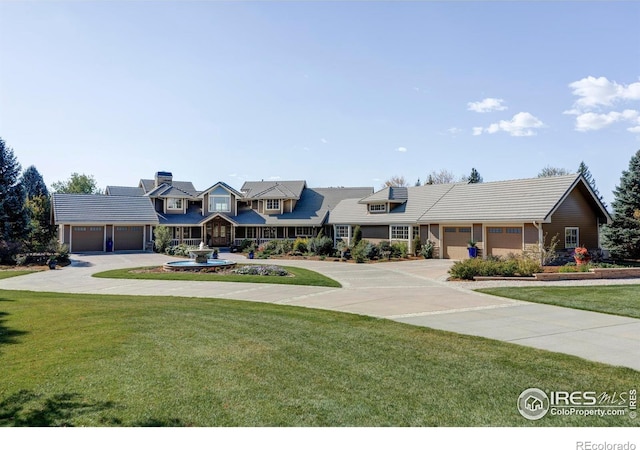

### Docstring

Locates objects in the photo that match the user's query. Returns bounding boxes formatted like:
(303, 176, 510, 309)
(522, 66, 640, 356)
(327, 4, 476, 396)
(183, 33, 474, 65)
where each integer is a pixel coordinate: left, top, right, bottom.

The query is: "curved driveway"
(1, 252, 639, 371)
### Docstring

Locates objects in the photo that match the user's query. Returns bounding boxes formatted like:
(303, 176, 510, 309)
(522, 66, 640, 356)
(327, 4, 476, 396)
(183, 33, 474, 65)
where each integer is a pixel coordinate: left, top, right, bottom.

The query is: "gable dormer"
(199, 182, 243, 216)
(358, 186, 408, 213)
(240, 180, 306, 215)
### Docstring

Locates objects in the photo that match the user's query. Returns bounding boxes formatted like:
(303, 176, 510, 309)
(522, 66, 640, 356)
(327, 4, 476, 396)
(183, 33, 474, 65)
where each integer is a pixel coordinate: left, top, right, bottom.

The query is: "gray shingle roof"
(52, 193, 159, 224)
(241, 180, 306, 200)
(105, 186, 145, 196)
(198, 181, 244, 198)
(329, 175, 607, 225)
(359, 186, 408, 203)
(140, 179, 198, 196)
(145, 183, 198, 198)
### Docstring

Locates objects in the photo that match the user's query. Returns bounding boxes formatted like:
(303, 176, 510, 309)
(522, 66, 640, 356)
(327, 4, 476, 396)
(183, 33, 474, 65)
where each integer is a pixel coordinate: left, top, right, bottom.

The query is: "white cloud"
(575, 109, 640, 132)
(569, 76, 640, 109)
(396, 146, 407, 152)
(447, 127, 463, 135)
(474, 112, 544, 137)
(320, 138, 328, 144)
(467, 98, 507, 113)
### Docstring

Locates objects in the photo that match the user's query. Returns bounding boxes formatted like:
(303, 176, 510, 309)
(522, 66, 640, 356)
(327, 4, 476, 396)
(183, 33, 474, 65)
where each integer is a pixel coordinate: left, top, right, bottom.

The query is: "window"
(89, 227, 103, 232)
(265, 199, 280, 210)
(369, 203, 386, 213)
(444, 227, 456, 233)
(506, 227, 522, 234)
(413, 226, 420, 239)
(209, 195, 231, 212)
(296, 227, 314, 236)
(245, 227, 256, 239)
(335, 225, 350, 239)
(458, 227, 471, 233)
(263, 227, 277, 239)
(74, 227, 87, 232)
(565, 227, 579, 249)
(488, 227, 503, 233)
(167, 198, 182, 210)
(391, 226, 409, 240)
(116, 226, 128, 232)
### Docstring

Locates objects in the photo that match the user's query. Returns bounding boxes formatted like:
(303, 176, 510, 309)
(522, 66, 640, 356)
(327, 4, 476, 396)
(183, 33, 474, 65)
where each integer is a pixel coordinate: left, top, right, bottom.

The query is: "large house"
(51, 171, 610, 259)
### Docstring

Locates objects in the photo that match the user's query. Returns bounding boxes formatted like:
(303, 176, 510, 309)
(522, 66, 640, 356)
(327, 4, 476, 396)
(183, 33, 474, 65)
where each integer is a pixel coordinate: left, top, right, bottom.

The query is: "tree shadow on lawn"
(0, 304, 28, 352)
(0, 390, 188, 427)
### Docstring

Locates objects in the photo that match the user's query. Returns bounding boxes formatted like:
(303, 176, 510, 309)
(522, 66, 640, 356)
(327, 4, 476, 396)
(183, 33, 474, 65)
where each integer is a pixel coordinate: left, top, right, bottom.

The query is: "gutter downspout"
(532, 221, 544, 266)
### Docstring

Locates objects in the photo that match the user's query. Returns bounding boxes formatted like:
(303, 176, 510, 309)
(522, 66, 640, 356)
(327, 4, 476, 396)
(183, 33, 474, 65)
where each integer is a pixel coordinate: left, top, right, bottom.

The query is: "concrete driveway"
(1, 251, 639, 371)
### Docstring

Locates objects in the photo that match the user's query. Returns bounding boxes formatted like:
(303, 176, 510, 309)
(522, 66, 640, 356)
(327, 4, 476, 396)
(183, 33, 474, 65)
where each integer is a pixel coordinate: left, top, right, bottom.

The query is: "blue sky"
(1, 1, 639, 206)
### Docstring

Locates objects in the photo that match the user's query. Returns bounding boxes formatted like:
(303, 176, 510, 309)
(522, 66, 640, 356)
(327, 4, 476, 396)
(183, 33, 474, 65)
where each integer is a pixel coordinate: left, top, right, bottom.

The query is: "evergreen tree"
(577, 161, 606, 208)
(602, 150, 640, 259)
(352, 225, 362, 248)
(0, 138, 29, 262)
(467, 168, 483, 184)
(20, 165, 49, 199)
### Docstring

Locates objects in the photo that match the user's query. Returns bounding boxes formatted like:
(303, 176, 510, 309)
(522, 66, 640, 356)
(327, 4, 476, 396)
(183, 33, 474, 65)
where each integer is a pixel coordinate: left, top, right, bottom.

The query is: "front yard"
(477, 285, 640, 319)
(1, 289, 637, 426)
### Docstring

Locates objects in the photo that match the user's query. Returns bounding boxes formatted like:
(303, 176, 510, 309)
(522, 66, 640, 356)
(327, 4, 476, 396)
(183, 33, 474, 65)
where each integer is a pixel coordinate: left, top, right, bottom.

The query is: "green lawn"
(1, 289, 637, 427)
(93, 265, 341, 288)
(477, 285, 640, 319)
(0, 271, 37, 280)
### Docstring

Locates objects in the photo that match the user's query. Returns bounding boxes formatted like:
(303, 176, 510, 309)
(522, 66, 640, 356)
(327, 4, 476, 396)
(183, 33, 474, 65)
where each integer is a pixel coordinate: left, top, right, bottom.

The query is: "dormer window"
(210, 195, 231, 212)
(167, 198, 182, 210)
(369, 203, 386, 213)
(266, 199, 280, 211)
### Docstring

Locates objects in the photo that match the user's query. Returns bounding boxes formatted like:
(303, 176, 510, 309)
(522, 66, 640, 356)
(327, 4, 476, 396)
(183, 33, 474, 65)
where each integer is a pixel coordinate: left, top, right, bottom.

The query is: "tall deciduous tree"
(52, 172, 102, 194)
(602, 150, 640, 259)
(467, 168, 483, 184)
(577, 161, 606, 208)
(538, 166, 570, 177)
(383, 175, 409, 188)
(425, 169, 457, 184)
(0, 138, 29, 262)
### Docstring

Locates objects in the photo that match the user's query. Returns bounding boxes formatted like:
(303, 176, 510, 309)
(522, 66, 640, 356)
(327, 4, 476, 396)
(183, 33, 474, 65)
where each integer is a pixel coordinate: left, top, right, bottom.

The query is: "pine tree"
(602, 150, 640, 259)
(20, 165, 49, 199)
(468, 168, 483, 184)
(577, 161, 606, 208)
(19, 166, 55, 251)
(0, 138, 29, 262)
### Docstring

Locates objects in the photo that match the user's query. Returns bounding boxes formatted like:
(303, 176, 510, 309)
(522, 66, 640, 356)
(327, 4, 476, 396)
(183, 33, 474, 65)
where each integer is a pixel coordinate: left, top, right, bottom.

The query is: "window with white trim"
(209, 195, 231, 212)
(265, 199, 280, 210)
(391, 226, 409, 240)
(413, 226, 420, 239)
(263, 227, 277, 239)
(368, 203, 386, 213)
(506, 227, 522, 234)
(565, 227, 579, 249)
(488, 227, 503, 233)
(335, 225, 350, 239)
(296, 227, 314, 236)
(167, 198, 182, 210)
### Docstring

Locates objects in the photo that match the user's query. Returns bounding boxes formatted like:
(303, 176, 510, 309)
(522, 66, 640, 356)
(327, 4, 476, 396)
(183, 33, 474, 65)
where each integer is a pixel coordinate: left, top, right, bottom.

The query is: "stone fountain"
(163, 241, 236, 271)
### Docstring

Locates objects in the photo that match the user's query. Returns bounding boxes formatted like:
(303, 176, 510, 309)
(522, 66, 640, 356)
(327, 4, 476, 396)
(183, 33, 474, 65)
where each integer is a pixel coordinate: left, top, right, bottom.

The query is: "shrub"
(517, 258, 543, 277)
(352, 225, 362, 248)
(232, 265, 289, 276)
(263, 240, 280, 252)
(378, 241, 392, 260)
(351, 239, 370, 263)
(391, 242, 408, 258)
(413, 238, 422, 256)
(449, 258, 485, 280)
(293, 237, 308, 254)
(420, 240, 435, 259)
(153, 225, 172, 254)
(308, 236, 334, 256)
(238, 239, 254, 251)
(448, 254, 543, 280)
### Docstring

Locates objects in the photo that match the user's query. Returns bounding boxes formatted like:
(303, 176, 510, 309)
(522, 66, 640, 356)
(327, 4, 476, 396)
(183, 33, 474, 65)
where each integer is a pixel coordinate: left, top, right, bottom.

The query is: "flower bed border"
(474, 267, 640, 281)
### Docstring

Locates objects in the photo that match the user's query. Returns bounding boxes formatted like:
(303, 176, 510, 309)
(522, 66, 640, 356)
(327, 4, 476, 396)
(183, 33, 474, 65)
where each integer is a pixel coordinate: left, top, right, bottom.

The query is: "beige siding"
(524, 223, 538, 245)
(63, 225, 71, 246)
(544, 188, 599, 249)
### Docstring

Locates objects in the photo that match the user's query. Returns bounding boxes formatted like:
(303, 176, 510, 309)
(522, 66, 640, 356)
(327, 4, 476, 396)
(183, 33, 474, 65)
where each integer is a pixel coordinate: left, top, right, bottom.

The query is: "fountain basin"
(164, 259, 236, 272)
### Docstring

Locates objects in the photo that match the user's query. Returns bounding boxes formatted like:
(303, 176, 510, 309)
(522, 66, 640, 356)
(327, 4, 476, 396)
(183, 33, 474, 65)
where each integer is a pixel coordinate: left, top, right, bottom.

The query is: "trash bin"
(106, 238, 113, 252)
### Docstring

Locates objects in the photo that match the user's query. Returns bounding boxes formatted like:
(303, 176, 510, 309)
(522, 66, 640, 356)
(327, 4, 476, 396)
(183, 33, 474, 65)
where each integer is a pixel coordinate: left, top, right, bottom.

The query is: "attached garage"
(114, 226, 144, 251)
(486, 227, 523, 257)
(442, 226, 471, 259)
(71, 226, 104, 252)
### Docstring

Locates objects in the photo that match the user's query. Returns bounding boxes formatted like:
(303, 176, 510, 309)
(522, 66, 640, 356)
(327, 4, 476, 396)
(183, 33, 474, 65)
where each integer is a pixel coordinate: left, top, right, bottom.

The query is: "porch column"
(408, 225, 413, 255)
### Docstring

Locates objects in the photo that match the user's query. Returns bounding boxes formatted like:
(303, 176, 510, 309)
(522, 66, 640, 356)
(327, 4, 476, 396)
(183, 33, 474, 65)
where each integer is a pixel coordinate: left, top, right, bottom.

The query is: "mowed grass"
(1, 290, 638, 427)
(93, 265, 341, 288)
(477, 285, 640, 319)
(0, 271, 37, 280)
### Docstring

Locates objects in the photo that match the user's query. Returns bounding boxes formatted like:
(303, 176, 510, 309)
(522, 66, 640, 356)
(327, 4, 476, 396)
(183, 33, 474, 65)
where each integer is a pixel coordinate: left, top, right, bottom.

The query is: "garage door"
(443, 227, 471, 259)
(487, 227, 522, 257)
(114, 226, 144, 251)
(72, 226, 103, 252)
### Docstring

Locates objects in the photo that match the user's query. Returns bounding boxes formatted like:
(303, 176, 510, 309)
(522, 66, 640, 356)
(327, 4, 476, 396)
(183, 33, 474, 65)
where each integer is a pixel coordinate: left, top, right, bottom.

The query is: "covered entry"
(486, 226, 523, 257)
(442, 226, 471, 259)
(71, 226, 104, 252)
(113, 225, 144, 251)
(205, 217, 232, 247)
